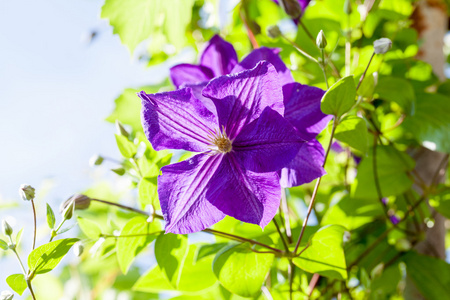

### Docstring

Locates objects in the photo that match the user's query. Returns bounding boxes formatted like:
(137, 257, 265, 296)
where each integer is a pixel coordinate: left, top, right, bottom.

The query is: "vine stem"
(9, 236, 36, 300)
(321, 49, 329, 89)
(91, 198, 283, 254)
(280, 34, 318, 63)
(272, 218, 289, 253)
(356, 52, 375, 91)
(293, 118, 337, 255)
(30, 199, 37, 251)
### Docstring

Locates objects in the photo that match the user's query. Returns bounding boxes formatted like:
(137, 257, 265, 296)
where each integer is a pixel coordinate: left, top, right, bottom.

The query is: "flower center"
(206, 127, 232, 154)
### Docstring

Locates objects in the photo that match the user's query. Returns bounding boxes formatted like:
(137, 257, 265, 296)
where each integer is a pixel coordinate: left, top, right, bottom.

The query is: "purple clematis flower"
(170, 36, 332, 188)
(139, 61, 304, 234)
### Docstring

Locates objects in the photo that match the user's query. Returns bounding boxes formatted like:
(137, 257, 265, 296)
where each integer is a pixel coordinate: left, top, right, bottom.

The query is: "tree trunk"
(405, 0, 448, 299)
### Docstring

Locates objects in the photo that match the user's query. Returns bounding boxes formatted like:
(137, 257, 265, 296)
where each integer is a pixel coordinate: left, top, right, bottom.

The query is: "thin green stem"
(49, 218, 67, 242)
(272, 218, 289, 253)
(203, 228, 283, 254)
(91, 198, 149, 216)
(280, 34, 318, 63)
(288, 260, 295, 300)
(298, 19, 342, 78)
(356, 52, 375, 91)
(31, 199, 37, 251)
(321, 49, 329, 89)
(101, 231, 164, 238)
(372, 134, 390, 220)
(9, 236, 35, 300)
(281, 189, 292, 243)
(27, 280, 37, 300)
(293, 118, 337, 254)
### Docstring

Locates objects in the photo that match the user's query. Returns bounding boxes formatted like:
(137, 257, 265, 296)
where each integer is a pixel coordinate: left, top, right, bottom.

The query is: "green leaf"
(101, 0, 195, 54)
(195, 243, 228, 262)
(357, 73, 376, 98)
(77, 217, 102, 239)
(28, 238, 79, 274)
(117, 216, 161, 274)
(352, 145, 415, 199)
(321, 76, 356, 117)
(429, 188, 450, 219)
(293, 225, 347, 280)
(0, 238, 8, 250)
(334, 116, 369, 154)
(402, 93, 450, 153)
(6, 274, 27, 295)
(375, 77, 415, 115)
(115, 134, 137, 159)
(46, 203, 55, 229)
(134, 244, 217, 293)
(403, 251, 450, 300)
(138, 177, 159, 209)
(213, 243, 274, 297)
(16, 228, 23, 247)
(154, 233, 189, 288)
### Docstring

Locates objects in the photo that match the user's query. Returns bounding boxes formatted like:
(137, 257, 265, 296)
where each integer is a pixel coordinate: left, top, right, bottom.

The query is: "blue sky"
(0, 0, 168, 202)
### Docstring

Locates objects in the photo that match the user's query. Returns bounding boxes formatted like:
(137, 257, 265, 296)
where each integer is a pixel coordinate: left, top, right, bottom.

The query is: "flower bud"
(115, 120, 129, 137)
(2, 220, 13, 237)
(279, 0, 302, 19)
(0, 290, 14, 300)
(112, 167, 125, 176)
(373, 38, 392, 54)
(267, 25, 281, 39)
(73, 241, 84, 257)
(62, 202, 74, 220)
(60, 194, 92, 216)
(19, 184, 35, 201)
(89, 155, 104, 166)
(316, 30, 327, 49)
(344, 0, 352, 15)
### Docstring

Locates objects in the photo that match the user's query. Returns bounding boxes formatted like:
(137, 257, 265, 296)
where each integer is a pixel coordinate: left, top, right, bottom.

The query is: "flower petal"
(139, 88, 217, 152)
(169, 64, 214, 88)
(202, 61, 284, 140)
(283, 82, 332, 141)
(200, 35, 238, 77)
(159, 154, 226, 234)
(233, 107, 304, 173)
(232, 47, 294, 86)
(207, 155, 280, 228)
(279, 139, 326, 188)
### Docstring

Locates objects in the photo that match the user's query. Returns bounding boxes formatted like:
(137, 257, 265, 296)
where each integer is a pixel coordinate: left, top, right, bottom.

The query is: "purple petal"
(279, 139, 326, 188)
(200, 35, 238, 77)
(169, 64, 214, 88)
(158, 154, 226, 234)
(139, 88, 218, 152)
(183, 82, 217, 116)
(331, 141, 345, 153)
(283, 82, 332, 141)
(202, 61, 284, 140)
(232, 47, 294, 86)
(233, 107, 303, 173)
(207, 154, 281, 228)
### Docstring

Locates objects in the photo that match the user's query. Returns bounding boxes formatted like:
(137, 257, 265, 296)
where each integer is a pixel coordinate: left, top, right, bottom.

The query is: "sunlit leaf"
(77, 217, 102, 240)
(115, 134, 137, 159)
(321, 76, 356, 117)
(334, 116, 369, 154)
(46, 203, 55, 230)
(6, 274, 27, 295)
(213, 243, 274, 297)
(117, 216, 161, 274)
(28, 238, 79, 274)
(293, 225, 347, 280)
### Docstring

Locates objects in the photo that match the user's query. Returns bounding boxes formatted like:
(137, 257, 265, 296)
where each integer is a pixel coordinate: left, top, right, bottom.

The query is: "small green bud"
(89, 154, 104, 166)
(2, 220, 13, 237)
(373, 38, 392, 54)
(62, 202, 74, 220)
(112, 167, 126, 176)
(267, 25, 282, 39)
(0, 290, 14, 300)
(115, 120, 129, 137)
(316, 30, 327, 49)
(19, 184, 35, 201)
(344, 0, 352, 15)
(279, 0, 302, 19)
(73, 241, 84, 257)
(8, 243, 16, 250)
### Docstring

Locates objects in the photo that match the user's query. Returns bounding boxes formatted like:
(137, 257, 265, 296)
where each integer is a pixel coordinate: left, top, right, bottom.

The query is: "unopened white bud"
(19, 184, 35, 201)
(0, 290, 14, 300)
(373, 38, 392, 54)
(316, 30, 327, 49)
